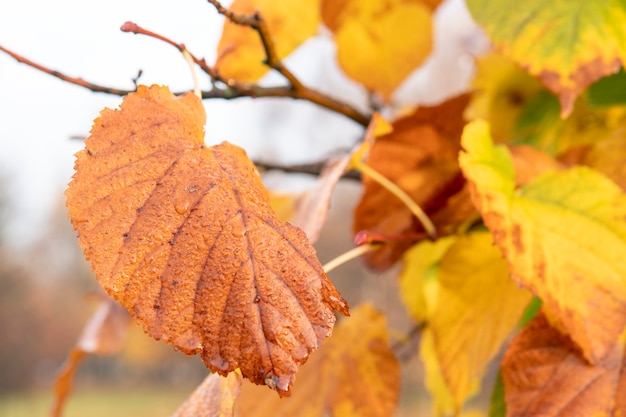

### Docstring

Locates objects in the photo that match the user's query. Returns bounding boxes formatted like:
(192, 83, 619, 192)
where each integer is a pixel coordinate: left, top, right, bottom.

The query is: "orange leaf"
(502, 312, 626, 416)
(353, 94, 474, 270)
(171, 372, 242, 417)
(65, 85, 348, 396)
(215, 0, 320, 82)
(236, 303, 401, 416)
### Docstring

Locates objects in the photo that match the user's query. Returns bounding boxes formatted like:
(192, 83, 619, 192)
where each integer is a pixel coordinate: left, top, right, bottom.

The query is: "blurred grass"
(0, 386, 195, 417)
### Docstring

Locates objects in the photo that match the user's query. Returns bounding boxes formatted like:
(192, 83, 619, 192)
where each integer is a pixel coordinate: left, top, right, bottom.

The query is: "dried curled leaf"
(65, 85, 348, 396)
(353, 94, 474, 270)
(52, 294, 130, 417)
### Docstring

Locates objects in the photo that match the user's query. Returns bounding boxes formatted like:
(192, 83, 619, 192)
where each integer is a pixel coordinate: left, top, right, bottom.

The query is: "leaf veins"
(65, 85, 349, 396)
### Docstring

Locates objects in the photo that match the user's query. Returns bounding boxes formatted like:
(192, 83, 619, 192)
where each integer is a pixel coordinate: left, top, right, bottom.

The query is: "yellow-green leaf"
(465, 54, 545, 144)
(459, 120, 626, 363)
(215, 0, 320, 82)
(426, 231, 532, 410)
(466, 0, 626, 117)
(322, 0, 433, 99)
(399, 237, 456, 324)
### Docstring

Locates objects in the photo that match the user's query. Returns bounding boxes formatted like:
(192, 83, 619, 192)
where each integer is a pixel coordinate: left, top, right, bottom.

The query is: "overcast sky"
(0, 0, 484, 247)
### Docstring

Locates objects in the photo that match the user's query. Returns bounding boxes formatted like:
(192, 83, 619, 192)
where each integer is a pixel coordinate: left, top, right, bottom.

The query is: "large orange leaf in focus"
(65, 85, 348, 396)
(215, 0, 320, 82)
(502, 312, 626, 416)
(236, 303, 401, 417)
(353, 94, 474, 270)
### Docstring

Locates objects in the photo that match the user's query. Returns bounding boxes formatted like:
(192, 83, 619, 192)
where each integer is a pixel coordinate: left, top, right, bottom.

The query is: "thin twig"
(0, 45, 134, 96)
(323, 243, 381, 274)
(391, 323, 426, 362)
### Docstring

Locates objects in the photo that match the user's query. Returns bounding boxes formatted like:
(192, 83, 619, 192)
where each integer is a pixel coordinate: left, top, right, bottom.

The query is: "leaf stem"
(355, 161, 437, 239)
(323, 243, 381, 274)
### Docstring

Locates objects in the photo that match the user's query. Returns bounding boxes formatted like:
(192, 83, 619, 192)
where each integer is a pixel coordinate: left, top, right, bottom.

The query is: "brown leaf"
(353, 94, 474, 270)
(171, 372, 242, 417)
(502, 312, 626, 417)
(51, 294, 131, 417)
(65, 85, 348, 396)
(236, 303, 401, 417)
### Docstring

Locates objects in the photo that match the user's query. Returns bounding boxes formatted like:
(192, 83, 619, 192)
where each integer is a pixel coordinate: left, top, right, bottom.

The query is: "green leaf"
(588, 68, 626, 108)
(467, 0, 626, 116)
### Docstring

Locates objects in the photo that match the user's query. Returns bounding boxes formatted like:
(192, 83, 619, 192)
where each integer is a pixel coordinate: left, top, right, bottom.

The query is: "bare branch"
(0, 14, 371, 127)
(0, 45, 134, 96)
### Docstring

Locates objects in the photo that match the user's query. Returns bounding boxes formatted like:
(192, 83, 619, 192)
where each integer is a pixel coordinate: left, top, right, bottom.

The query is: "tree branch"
(0, 45, 134, 96)
(0, 13, 370, 127)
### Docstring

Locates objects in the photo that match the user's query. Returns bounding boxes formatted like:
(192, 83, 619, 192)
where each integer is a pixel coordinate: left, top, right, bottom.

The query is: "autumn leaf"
(464, 54, 546, 144)
(459, 120, 626, 363)
(322, 0, 433, 99)
(466, 0, 626, 117)
(215, 0, 320, 82)
(270, 155, 352, 244)
(404, 232, 531, 412)
(353, 94, 474, 270)
(236, 303, 401, 417)
(171, 372, 241, 417)
(52, 293, 131, 417)
(501, 312, 626, 416)
(566, 133, 626, 191)
(399, 236, 455, 324)
(65, 85, 348, 396)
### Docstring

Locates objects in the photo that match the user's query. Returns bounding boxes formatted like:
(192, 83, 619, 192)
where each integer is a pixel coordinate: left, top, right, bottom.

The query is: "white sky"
(0, 0, 484, 246)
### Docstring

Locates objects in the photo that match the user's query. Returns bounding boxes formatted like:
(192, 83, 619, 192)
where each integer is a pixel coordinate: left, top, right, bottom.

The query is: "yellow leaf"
(215, 0, 320, 82)
(236, 303, 401, 417)
(269, 191, 297, 223)
(399, 237, 456, 324)
(420, 329, 456, 416)
(427, 231, 532, 410)
(459, 120, 626, 363)
(467, 0, 626, 117)
(323, 0, 433, 99)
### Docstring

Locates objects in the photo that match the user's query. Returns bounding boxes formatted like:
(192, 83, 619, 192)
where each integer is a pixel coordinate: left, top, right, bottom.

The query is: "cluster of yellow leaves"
(216, 0, 439, 99)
